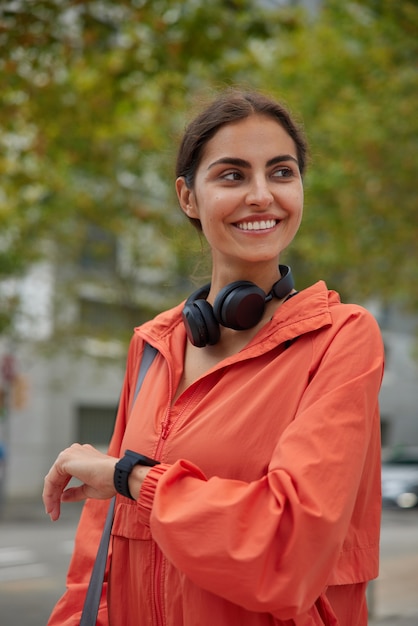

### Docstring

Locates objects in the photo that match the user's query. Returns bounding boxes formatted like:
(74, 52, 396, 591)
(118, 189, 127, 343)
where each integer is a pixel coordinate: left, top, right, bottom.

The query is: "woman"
(43, 89, 384, 625)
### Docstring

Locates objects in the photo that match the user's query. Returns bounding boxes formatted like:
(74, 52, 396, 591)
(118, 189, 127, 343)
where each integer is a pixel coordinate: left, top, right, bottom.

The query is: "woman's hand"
(43, 443, 118, 521)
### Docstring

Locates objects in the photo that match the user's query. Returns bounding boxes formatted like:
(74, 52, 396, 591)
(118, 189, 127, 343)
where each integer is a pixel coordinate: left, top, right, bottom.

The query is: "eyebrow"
(207, 154, 299, 170)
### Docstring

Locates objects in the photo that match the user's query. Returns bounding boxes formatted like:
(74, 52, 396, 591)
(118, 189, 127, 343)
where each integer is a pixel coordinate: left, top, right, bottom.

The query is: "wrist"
(128, 465, 153, 501)
(114, 450, 160, 500)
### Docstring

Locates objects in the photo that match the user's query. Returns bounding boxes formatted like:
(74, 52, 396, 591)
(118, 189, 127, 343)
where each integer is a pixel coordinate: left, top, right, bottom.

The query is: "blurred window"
(79, 225, 117, 275)
(76, 404, 117, 448)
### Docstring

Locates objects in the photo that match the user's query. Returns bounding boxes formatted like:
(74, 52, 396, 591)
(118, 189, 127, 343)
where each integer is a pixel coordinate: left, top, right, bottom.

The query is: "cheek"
(286, 187, 304, 214)
(199, 195, 230, 226)
(295, 191, 304, 215)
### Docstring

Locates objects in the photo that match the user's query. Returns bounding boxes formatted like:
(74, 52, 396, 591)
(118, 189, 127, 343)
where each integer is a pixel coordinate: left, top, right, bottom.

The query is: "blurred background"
(0, 0, 417, 624)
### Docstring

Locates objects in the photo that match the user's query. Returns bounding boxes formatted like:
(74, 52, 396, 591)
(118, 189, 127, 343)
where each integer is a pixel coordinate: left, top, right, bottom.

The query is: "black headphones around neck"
(182, 265, 294, 348)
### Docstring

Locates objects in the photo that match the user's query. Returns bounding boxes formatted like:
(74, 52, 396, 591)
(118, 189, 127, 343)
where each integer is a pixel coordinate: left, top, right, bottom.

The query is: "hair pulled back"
(176, 88, 308, 231)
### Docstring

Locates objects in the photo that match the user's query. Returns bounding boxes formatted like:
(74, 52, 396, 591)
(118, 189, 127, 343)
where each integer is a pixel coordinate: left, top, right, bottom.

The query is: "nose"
(245, 175, 274, 209)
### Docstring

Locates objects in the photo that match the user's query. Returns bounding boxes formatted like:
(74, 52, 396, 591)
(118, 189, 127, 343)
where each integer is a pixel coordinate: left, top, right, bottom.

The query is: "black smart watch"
(114, 449, 160, 500)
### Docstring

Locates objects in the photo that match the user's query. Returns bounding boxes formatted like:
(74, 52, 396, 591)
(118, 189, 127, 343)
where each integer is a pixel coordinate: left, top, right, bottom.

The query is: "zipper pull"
(161, 420, 170, 439)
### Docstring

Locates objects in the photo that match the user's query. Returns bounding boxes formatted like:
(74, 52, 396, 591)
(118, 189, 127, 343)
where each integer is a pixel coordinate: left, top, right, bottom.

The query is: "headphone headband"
(269, 265, 295, 300)
(182, 265, 294, 347)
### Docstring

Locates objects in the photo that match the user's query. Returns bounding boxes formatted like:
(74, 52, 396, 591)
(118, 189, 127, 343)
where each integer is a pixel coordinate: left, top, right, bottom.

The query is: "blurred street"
(0, 496, 83, 626)
(0, 498, 417, 625)
(369, 507, 418, 625)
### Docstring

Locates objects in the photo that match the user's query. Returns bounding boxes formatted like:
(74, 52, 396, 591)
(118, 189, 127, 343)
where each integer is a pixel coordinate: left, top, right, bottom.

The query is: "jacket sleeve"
(46, 336, 145, 626)
(137, 307, 384, 620)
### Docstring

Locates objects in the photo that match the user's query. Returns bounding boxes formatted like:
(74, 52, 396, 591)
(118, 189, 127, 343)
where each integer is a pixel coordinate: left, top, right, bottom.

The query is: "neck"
(209, 259, 282, 297)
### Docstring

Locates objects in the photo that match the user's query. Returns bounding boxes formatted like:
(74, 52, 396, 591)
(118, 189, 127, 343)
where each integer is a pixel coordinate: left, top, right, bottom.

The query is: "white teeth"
(237, 219, 277, 231)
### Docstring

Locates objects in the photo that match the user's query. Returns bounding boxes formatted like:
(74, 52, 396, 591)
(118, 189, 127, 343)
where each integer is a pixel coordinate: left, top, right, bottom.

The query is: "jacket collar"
(136, 281, 336, 359)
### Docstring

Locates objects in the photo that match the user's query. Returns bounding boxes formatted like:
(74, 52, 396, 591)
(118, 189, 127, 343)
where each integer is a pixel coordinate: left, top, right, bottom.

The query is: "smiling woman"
(43, 88, 384, 626)
(176, 114, 304, 288)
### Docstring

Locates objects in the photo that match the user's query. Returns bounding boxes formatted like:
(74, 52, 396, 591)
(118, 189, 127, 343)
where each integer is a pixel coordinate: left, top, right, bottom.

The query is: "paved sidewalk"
(369, 616, 418, 626)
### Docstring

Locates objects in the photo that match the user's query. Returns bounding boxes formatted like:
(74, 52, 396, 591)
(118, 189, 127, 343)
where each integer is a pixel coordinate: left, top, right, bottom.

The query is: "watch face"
(124, 450, 142, 467)
(125, 450, 160, 467)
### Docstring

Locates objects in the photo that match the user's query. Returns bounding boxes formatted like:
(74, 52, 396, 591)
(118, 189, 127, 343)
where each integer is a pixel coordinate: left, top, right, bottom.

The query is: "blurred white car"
(381, 446, 418, 509)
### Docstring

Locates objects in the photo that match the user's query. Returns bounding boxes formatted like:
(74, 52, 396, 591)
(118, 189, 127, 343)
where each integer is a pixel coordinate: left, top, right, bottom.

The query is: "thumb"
(61, 484, 90, 503)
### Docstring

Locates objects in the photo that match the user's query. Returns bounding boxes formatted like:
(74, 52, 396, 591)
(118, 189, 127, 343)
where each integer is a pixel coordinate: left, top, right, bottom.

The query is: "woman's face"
(176, 114, 304, 275)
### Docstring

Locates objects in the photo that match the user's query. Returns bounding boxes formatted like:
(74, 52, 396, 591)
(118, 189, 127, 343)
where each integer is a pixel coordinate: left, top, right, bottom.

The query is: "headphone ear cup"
(182, 299, 220, 347)
(213, 281, 266, 331)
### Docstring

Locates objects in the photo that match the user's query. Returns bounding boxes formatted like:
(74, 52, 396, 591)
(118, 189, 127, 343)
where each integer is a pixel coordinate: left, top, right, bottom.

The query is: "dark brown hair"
(176, 88, 308, 230)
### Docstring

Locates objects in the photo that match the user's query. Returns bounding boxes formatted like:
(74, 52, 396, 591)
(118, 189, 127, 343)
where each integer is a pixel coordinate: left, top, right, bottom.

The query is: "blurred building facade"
(0, 224, 182, 500)
(377, 307, 418, 448)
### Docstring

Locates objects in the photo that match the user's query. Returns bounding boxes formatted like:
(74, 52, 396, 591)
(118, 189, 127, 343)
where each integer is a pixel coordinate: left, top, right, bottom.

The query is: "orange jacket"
(48, 282, 384, 626)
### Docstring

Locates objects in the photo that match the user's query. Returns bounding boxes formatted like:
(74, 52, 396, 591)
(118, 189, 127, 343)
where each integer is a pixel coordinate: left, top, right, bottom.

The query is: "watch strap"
(114, 449, 160, 500)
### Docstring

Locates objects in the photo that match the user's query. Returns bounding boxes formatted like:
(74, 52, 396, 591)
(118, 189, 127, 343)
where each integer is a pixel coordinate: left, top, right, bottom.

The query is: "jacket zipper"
(152, 380, 203, 625)
(153, 544, 165, 626)
(157, 381, 202, 452)
(152, 352, 174, 626)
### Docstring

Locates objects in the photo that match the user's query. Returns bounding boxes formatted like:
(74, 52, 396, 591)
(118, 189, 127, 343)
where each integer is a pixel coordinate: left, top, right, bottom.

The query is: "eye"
(272, 166, 294, 179)
(221, 170, 244, 182)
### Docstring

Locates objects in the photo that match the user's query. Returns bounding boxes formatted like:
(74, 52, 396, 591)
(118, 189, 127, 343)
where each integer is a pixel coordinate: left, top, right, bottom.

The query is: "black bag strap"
(80, 342, 158, 626)
(79, 497, 115, 626)
(132, 343, 158, 407)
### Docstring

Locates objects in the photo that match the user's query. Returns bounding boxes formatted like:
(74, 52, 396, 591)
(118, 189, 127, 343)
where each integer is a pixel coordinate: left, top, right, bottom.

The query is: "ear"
(176, 177, 199, 219)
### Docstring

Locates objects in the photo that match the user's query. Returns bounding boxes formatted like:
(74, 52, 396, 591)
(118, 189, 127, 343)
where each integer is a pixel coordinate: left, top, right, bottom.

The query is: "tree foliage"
(1, 0, 417, 340)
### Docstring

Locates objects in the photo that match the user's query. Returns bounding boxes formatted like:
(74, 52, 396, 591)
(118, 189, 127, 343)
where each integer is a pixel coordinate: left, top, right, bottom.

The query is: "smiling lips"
(236, 219, 278, 231)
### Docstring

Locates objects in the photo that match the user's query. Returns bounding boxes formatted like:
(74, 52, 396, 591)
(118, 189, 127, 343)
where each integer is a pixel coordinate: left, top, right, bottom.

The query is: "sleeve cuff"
(136, 463, 171, 525)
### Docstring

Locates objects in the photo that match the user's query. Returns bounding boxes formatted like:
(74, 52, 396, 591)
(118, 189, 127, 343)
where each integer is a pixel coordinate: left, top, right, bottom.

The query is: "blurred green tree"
(0, 0, 416, 341)
(268, 0, 418, 307)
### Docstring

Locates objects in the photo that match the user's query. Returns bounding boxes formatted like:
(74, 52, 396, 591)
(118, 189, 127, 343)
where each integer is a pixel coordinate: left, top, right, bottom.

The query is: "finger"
(44, 494, 61, 522)
(43, 474, 71, 521)
(61, 484, 89, 503)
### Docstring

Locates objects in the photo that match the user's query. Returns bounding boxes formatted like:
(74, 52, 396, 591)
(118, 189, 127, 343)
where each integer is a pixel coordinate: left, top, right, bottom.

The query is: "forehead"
(200, 114, 297, 163)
